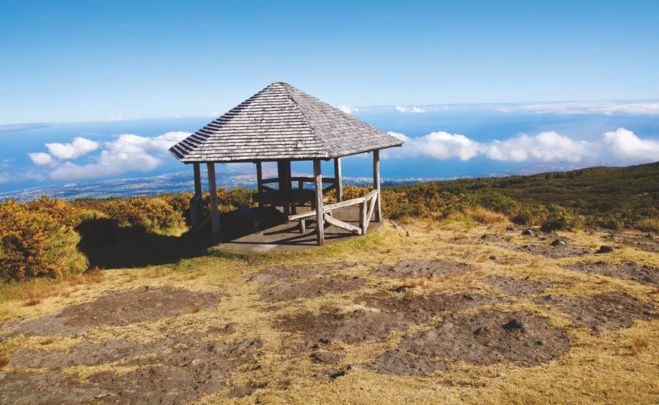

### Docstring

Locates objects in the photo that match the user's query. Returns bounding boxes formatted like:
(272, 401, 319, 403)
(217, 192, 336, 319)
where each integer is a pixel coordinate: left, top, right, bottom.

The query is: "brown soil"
(373, 260, 472, 279)
(534, 292, 656, 333)
(564, 261, 659, 286)
(86, 338, 264, 403)
(511, 242, 592, 258)
(278, 306, 413, 351)
(12, 287, 222, 337)
(261, 276, 365, 302)
(479, 233, 513, 243)
(279, 292, 502, 351)
(3, 284, 260, 404)
(362, 292, 504, 323)
(484, 275, 554, 297)
(0, 372, 105, 405)
(247, 261, 356, 283)
(603, 232, 659, 253)
(367, 309, 570, 376)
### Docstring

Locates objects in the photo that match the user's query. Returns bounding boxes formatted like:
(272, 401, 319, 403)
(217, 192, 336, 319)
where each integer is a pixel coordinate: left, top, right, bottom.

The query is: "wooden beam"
(207, 163, 221, 243)
(324, 214, 362, 235)
(334, 158, 343, 202)
(288, 190, 379, 221)
(373, 149, 381, 222)
(313, 159, 325, 246)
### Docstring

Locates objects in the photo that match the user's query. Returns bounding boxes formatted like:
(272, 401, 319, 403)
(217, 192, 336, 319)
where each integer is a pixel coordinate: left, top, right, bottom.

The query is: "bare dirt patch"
(278, 307, 413, 351)
(91, 338, 265, 403)
(511, 242, 592, 258)
(484, 276, 555, 297)
(362, 292, 504, 324)
(0, 371, 105, 405)
(247, 261, 357, 283)
(279, 293, 503, 351)
(603, 232, 659, 253)
(534, 292, 656, 333)
(9, 324, 237, 369)
(4, 330, 264, 404)
(12, 287, 222, 337)
(564, 261, 659, 286)
(478, 233, 513, 244)
(367, 309, 570, 376)
(373, 260, 472, 279)
(261, 276, 365, 302)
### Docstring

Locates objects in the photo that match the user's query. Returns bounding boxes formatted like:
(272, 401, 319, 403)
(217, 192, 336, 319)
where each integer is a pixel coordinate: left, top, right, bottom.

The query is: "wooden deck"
(218, 206, 384, 252)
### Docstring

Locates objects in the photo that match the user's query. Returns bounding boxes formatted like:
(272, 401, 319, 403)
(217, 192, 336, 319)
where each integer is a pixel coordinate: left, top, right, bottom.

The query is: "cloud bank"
(395, 105, 426, 113)
(498, 101, 659, 116)
(385, 128, 659, 164)
(28, 131, 190, 181)
(337, 105, 359, 115)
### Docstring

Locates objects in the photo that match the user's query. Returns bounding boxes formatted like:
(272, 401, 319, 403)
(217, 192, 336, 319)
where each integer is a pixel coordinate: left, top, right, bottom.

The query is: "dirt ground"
(1, 220, 657, 404)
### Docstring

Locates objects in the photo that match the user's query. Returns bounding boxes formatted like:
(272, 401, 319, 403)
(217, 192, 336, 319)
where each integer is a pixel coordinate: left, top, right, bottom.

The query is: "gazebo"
(169, 82, 403, 246)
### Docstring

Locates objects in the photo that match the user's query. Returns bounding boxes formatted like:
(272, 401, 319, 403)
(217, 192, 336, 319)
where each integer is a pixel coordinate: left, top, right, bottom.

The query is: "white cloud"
(483, 131, 590, 162)
(390, 131, 479, 160)
(498, 101, 659, 116)
(602, 128, 659, 160)
(386, 127, 658, 164)
(28, 152, 53, 166)
(31, 131, 191, 182)
(395, 105, 426, 113)
(45, 137, 99, 160)
(0, 172, 7, 184)
(337, 105, 359, 115)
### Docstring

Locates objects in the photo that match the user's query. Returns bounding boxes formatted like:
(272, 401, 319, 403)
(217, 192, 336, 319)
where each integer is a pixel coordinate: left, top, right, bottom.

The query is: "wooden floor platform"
(218, 206, 384, 252)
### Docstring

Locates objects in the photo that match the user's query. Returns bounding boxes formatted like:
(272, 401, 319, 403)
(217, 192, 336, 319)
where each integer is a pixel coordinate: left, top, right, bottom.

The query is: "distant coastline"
(0, 161, 642, 203)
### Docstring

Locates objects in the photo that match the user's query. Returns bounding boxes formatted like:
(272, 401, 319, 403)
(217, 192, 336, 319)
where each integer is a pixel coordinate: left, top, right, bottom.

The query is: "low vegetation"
(0, 162, 657, 283)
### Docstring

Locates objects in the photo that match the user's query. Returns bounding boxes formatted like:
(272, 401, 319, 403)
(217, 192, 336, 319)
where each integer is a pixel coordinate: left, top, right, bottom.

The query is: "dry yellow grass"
(0, 219, 657, 404)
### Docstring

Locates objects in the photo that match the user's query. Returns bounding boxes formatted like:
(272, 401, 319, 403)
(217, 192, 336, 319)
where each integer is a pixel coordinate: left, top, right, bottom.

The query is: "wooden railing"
(288, 189, 379, 235)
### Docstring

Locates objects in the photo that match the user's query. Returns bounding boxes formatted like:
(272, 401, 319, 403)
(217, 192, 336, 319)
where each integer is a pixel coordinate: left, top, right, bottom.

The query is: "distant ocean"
(1, 106, 658, 200)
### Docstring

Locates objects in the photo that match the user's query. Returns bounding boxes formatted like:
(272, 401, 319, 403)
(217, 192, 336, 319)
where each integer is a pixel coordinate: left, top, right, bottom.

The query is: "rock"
(596, 245, 614, 254)
(551, 239, 566, 247)
(311, 352, 345, 364)
(521, 229, 533, 236)
(502, 319, 525, 332)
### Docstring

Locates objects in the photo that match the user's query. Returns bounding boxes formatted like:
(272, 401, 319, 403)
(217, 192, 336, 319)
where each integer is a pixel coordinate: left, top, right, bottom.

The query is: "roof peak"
(169, 82, 403, 163)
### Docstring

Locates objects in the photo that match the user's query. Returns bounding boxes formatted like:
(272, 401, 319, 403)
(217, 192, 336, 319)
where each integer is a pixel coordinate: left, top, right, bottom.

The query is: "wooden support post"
(314, 159, 325, 246)
(207, 163, 221, 243)
(359, 201, 367, 232)
(193, 163, 202, 196)
(256, 161, 263, 193)
(373, 149, 381, 222)
(190, 163, 203, 228)
(278, 160, 292, 216)
(334, 157, 343, 202)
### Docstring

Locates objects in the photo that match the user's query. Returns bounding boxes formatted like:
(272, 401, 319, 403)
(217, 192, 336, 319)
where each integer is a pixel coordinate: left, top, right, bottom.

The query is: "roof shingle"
(169, 82, 403, 163)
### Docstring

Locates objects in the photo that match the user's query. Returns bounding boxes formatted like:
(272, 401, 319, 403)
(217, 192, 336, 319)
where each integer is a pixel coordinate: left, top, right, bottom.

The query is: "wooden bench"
(288, 190, 379, 235)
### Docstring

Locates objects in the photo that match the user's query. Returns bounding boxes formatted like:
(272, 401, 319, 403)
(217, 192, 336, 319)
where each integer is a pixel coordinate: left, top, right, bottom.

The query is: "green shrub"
(540, 204, 581, 232)
(0, 199, 88, 282)
(634, 217, 659, 233)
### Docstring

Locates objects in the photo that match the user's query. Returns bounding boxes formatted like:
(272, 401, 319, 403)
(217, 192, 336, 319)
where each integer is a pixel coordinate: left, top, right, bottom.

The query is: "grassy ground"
(0, 218, 657, 404)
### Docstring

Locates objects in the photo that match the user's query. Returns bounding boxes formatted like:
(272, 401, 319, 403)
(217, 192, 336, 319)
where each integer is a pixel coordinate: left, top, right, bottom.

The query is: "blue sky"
(2, 0, 659, 124)
(1, 0, 658, 195)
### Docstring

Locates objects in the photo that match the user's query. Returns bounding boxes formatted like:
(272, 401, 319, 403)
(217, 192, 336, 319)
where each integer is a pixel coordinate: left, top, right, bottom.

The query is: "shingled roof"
(169, 82, 403, 163)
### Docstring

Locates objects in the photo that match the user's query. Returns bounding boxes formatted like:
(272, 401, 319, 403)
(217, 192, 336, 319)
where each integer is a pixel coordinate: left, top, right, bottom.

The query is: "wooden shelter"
(169, 82, 403, 246)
